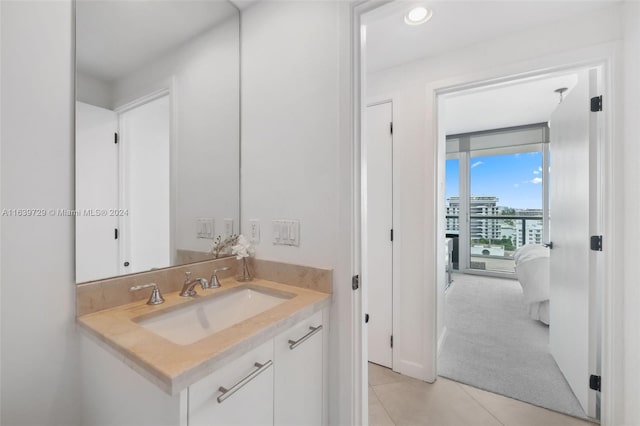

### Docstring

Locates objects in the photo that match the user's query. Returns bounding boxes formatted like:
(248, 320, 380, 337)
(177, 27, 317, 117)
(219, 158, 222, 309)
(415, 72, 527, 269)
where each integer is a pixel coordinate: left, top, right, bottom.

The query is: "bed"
(514, 244, 550, 325)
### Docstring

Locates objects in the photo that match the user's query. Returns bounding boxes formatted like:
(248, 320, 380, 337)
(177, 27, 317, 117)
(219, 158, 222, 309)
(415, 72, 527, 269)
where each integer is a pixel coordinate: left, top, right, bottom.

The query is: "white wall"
(0, 2, 80, 425)
(240, 2, 354, 424)
(76, 72, 111, 110)
(112, 17, 240, 255)
(622, 2, 640, 425)
(366, 4, 624, 382)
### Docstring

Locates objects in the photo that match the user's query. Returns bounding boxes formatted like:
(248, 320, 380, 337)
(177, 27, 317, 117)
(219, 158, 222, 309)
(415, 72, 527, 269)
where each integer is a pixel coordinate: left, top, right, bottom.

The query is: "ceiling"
(364, 1, 616, 73)
(443, 73, 578, 135)
(76, 0, 238, 82)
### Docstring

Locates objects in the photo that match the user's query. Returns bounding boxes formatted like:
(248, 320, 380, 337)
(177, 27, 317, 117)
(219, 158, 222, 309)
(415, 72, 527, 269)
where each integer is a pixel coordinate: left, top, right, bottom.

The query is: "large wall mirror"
(75, 1, 240, 283)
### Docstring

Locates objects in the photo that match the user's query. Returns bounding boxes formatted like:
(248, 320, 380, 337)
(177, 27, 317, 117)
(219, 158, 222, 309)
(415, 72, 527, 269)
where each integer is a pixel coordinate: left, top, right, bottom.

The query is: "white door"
(76, 101, 119, 282)
(119, 95, 171, 274)
(365, 102, 393, 368)
(549, 69, 599, 417)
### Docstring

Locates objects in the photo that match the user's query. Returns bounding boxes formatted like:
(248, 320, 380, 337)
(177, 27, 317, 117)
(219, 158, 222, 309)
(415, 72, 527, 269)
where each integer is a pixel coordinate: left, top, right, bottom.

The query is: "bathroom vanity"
(74, 3, 331, 424)
(78, 259, 331, 426)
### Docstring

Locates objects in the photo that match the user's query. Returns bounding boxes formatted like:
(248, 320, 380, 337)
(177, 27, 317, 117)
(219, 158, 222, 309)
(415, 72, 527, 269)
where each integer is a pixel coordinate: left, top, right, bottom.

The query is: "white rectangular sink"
(135, 286, 293, 346)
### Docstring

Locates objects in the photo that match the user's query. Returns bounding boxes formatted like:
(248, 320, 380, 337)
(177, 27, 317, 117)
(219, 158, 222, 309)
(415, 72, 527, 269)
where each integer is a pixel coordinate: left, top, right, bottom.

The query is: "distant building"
(512, 208, 543, 246)
(446, 197, 543, 249)
(446, 196, 501, 240)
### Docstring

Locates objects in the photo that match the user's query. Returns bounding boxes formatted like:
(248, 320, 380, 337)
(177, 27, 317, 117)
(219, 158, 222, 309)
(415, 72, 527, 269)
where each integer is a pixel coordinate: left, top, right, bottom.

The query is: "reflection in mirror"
(75, 1, 240, 283)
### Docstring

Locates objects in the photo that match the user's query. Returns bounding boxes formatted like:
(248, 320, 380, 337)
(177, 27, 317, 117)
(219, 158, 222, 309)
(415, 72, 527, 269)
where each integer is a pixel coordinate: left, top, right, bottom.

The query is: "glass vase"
(237, 257, 251, 282)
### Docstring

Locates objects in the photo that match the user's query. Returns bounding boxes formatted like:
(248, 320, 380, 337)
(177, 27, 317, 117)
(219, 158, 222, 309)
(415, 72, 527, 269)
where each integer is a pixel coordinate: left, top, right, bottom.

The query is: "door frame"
(429, 50, 621, 424)
(350, 2, 624, 424)
(437, 66, 602, 418)
(351, 3, 394, 425)
(364, 99, 396, 370)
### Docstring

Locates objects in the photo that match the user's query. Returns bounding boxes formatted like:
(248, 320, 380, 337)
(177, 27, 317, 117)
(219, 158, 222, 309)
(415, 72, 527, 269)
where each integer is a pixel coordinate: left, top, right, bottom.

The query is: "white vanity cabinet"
(80, 309, 327, 426)
(274, 310, 324, 426)
(189, 340, 274, 426)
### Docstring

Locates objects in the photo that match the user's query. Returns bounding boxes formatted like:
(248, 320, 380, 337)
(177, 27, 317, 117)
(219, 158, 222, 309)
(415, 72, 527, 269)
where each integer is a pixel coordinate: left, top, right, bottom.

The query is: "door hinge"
(114, 132, 119, 144)
(114, 228, 119, 240)
(589, 374, 601, 392)
(390, 122, 393, 135)
(390, 229, 394, 242)
(590, 96, 603, 112)
(590, 235, 603, 251)
(352, 274, 360, 290)
(390, 335, 393, 348)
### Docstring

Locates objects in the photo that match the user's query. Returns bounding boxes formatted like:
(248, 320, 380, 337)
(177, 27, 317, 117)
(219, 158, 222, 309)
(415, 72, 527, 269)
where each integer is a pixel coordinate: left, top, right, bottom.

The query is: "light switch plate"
(249, 220, 260, 243)
(196, 218, 215, 239)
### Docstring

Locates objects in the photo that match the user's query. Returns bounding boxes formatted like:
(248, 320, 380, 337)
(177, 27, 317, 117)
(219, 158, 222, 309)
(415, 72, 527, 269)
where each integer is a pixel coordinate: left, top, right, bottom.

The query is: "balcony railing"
(445, 215, 544, 273)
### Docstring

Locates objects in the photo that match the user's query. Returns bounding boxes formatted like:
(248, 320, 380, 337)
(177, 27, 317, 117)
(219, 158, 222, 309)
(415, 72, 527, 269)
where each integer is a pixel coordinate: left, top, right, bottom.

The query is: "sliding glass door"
(445, 123, 549, 276)
(468, 151, 543, 273)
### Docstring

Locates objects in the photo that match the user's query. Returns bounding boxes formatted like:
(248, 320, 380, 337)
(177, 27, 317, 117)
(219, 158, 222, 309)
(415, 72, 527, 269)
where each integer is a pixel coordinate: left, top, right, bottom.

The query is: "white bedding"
(514, 244, 550, 324)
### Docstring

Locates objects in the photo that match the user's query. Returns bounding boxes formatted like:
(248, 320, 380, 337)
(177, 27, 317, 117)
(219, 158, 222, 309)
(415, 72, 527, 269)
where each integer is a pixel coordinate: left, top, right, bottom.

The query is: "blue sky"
(446, 152, 543, 209)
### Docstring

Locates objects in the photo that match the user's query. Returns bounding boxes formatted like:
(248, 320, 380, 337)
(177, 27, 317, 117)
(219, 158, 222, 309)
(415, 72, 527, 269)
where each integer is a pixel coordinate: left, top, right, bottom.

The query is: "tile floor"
(368, 363, 596, 426)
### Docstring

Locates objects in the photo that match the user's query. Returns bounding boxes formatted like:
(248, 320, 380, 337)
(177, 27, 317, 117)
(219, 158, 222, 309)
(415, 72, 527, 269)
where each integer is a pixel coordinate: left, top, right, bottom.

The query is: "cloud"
(513, 183, 520, 188)
(531, 177, 543, 184)
(471, 161, 483, 169)
(533, 170, 540, 175)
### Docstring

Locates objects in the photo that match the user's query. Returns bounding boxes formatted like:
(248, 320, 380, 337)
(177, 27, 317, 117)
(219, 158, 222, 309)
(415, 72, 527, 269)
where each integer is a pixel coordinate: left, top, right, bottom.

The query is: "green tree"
(499, 237, 515, 251)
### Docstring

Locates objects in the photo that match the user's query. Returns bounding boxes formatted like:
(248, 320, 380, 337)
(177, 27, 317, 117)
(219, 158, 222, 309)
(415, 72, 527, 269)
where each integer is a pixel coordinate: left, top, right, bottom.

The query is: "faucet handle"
(184, 271, 191, 282)
(210, 266, 231, 289)
(130, 283, 165, 305)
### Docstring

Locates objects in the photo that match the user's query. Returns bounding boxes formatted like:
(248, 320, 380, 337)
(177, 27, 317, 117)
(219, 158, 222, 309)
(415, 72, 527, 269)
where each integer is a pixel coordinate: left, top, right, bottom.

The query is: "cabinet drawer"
(188, 340, 274, 426)
(274, 310, 323, 426)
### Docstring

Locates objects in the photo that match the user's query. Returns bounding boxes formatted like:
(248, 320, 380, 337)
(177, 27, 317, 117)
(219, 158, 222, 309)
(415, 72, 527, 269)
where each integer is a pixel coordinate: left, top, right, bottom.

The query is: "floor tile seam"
(370, 383, 398, 426)
(454, 379, 508, 426)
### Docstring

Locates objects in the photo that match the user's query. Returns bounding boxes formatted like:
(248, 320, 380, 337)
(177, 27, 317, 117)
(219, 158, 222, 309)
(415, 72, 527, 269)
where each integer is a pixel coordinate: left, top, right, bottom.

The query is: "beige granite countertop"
(77, 277, 330, 395)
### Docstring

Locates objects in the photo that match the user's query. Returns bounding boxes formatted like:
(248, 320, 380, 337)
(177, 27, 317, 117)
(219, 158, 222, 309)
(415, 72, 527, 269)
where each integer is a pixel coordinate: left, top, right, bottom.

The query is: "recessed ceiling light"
(404, 7, 433, 26)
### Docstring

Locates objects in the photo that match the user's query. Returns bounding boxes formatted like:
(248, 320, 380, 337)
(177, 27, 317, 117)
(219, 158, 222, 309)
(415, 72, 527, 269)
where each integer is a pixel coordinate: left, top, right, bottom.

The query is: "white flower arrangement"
(231, 235, 255, 260)
(210, 234, 239, 258)
(232, 235, 254, 281)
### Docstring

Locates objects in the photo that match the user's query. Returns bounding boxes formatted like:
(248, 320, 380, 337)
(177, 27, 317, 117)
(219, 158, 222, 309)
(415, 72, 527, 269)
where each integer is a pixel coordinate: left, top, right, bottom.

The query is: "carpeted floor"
(438, 273, 588, 419)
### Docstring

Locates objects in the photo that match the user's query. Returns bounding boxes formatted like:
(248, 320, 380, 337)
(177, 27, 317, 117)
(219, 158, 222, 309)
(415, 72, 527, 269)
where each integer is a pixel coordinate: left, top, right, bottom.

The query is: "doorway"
(436, 68, 603, 420)
(76, 91, 172, 282)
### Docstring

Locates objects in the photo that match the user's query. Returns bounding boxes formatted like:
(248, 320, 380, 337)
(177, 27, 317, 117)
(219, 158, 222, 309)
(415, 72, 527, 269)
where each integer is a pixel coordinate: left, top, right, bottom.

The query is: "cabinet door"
(189, 340, 274, 426)
(274, 310, 324, 426)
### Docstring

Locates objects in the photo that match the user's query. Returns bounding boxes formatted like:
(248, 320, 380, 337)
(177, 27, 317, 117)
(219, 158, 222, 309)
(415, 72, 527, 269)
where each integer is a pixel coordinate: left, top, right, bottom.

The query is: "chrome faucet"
(179, 271, 208, 297)
(208, 266, 231, 289)
(129, 283, 165, 305)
